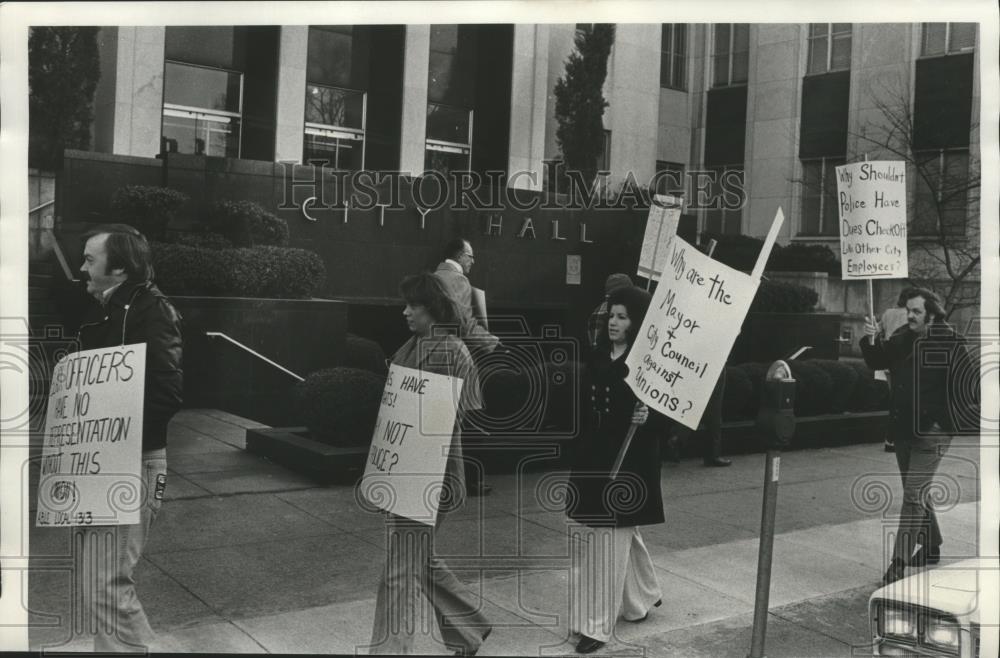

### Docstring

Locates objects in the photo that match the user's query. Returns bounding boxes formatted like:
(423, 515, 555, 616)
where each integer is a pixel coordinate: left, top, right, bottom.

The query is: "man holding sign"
(68, 224, 183, 652)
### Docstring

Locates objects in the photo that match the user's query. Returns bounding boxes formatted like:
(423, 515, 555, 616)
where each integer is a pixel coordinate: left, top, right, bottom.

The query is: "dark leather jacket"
(77, 280, 183, 451)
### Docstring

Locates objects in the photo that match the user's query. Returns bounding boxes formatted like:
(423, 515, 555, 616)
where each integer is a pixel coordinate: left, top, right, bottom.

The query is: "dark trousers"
(891, 431, 950, 561)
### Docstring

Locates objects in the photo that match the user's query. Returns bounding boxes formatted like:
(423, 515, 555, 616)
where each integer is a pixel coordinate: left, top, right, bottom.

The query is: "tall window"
(807, 24, 852, 75)
(161, 61, 242, 157)
(921, 23, 976, 56)
(425, 103, 472, 173)
(799, 157, 844, 236)
(660, 24, 687, 90)
(912, 149, 970, 236)
(304, 26, 367, 170)
(303, 85, 366, 170)
(703, 165, 743, 235)
(712, 24, 749, 87)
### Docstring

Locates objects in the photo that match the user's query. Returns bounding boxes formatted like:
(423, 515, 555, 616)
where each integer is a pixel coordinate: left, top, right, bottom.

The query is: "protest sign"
(36, 344, 146, 527)
(626, 209, 784, 430)
(836, 160, 908, 279)
(637, 194, 682, 281)
(361, 363, 462, 525)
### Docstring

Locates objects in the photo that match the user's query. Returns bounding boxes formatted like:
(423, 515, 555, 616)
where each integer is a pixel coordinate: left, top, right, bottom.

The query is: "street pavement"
(26, 409, 983, 655)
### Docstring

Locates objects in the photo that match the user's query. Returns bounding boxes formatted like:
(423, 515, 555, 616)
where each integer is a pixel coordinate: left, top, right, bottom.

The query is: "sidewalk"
(28, 409, 982, 655)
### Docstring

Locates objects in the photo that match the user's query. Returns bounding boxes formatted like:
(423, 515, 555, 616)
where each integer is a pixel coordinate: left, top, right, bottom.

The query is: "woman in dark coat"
(565, 285, 664, 654)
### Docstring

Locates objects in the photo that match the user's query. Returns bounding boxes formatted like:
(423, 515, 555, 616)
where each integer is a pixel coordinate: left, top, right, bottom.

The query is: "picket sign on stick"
(625, 208, 784, 431)
(36, 344, 147, 527)
(359, 363, 462, 526)
(834, 157, 908, 346)
(637, 194, 683, 289)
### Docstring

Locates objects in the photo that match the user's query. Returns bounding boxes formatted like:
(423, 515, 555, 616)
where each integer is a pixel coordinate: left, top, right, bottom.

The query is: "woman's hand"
(631, 403, 649, 426)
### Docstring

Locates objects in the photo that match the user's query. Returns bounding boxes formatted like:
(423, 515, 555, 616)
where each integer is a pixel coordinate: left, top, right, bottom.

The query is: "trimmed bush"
(844, 359, 890, 412)
(770, 243, 840, 276)
(702, 232, 767, 272)
(810, 359, 859, 413)
(151, 242, 326, 298)
(294, 368, 385, 446)
(111, 185, 188, 240)
(738, 361, 769, 418)
(787, 361, 834, 416)
(750, 280, 819, 313)
(342, 334, 388, 375)
(210, 200, 290, 247)
(167, 231, 233, 250)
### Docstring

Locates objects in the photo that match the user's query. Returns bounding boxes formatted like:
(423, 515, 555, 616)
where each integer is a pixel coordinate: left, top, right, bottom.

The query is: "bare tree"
(853, 83, 980, 321)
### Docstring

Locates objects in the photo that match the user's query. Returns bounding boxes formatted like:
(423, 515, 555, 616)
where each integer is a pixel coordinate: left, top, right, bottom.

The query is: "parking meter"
(755, 360, 797, 450)
(748, 360, 797, 658)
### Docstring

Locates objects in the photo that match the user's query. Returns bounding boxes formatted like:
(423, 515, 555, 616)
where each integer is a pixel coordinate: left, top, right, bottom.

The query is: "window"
(807, 24, 852, 75)
(660, 24, 688, 90)
(799, 157, 844, 236)
(303, 85, 366, 171)
(598, 129, 611, 173)
(921, 23, 976, 56)
(703, 165, 743, 235)
(424, 103, 472, 173)
(913, 149, 970, 236)
(161, 61, 242, 157)
(712, 24, 749, 87)
(655, 161, 685, 196)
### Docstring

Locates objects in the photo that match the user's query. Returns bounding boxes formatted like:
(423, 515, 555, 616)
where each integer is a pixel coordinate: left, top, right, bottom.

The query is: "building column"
(92, 27, 165, 157)
(507, 24, 549, 191)
(606, 24, 661, 189)
(274, 26, 309, 163)
(399, 25, 430, 175)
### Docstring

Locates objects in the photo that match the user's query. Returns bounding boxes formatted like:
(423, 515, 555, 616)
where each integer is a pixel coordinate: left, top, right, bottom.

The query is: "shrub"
(750, 280, 819, 313)
(293, 368, 385, 447)
(721, 365, 753, 420)
(737, 362, 769, 418)
(210, 200, 289, 247)
(111, 185, 188, 240)
(769, 243, 841, 276)
(342, 334, 388, 375)
(809, 359, 859, 413)
(166, 231, 233, 250)
(844, 359, 890, 412)
(152, 242, 326, 298)
(787, 360, 834, 416)
(701, 232, 765, 272)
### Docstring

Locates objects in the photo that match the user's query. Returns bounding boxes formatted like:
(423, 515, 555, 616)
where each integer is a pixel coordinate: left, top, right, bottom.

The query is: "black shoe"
(625, 598, 663, 623)
(703, 457, 732, 467)
(575, 635, 605, 654)
(883, 558, 906, 585)
(909, 545, 942, 567)
(884, 441, 895, 453)
(467, 483, 493, 497)
(454, 625, 492, 656)
(665, 436, 681, 463)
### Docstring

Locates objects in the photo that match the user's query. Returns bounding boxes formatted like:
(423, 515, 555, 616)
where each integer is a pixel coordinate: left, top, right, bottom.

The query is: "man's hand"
(864, 316, 882, 339)
(631, 403, 649, 426)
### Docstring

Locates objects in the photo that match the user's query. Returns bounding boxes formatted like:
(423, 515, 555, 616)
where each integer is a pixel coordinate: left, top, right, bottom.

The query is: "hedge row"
(750, 280, 819, 313)
(292, 345, 889, 447)
(151, 242, 326, 299)
(721, 358, 888, 420)
(703, 232, 841, 277)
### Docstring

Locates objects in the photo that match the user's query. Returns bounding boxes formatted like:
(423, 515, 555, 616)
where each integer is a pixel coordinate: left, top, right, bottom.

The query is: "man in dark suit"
(434, 238, 498, 496)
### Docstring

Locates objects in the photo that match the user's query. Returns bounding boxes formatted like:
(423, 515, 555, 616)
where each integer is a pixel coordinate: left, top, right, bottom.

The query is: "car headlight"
(924, 616, 960, 653)
(879, 605, 917, 640)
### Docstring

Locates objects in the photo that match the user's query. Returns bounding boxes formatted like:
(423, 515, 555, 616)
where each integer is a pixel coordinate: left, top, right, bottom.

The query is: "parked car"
(869, 558, 990, 657)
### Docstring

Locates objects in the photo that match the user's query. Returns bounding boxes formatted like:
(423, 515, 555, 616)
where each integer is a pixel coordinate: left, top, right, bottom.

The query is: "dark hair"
(442, 237, 469, 261)
(599, 285, 652, 352)
(899, 287, 946, 322)
(399, 273, 460, 325)
(83, 223, 154, 282)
